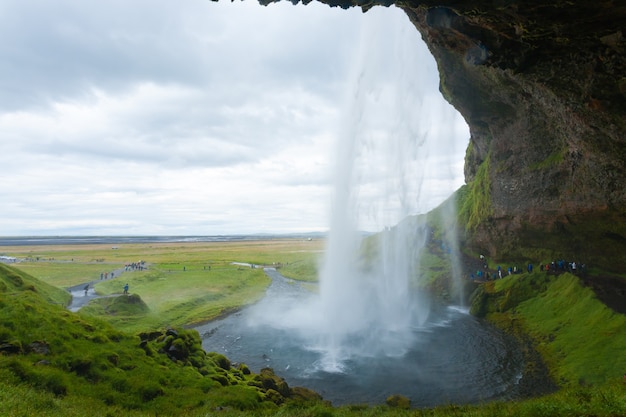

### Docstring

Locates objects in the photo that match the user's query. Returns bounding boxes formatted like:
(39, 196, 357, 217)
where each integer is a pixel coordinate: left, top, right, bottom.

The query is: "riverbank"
(471, 271, 626, 388)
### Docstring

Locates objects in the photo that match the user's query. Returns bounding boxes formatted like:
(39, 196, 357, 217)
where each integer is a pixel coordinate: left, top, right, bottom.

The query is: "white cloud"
(0, 1, 468, 236)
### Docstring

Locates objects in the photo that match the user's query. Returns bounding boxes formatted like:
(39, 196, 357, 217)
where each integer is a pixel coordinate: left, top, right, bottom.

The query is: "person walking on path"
(123, 283, 129, 295)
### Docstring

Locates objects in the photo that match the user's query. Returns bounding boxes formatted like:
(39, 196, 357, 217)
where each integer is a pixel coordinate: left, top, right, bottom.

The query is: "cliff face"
(398, 1, 626, 269)
(260, 0, 626, 268)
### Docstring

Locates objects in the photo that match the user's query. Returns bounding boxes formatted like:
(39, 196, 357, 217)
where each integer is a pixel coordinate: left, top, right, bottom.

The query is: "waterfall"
(247, 6, 467, 373)
(309, 8, 434, 371)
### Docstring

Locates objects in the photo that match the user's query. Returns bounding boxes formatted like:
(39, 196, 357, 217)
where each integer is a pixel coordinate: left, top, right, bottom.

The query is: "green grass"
(458, 152, 493, 231)
(6, 238, 325, 284)
(4, 239, 324, 332)
(81, 261, 270, 332)
(473, 272, 626, 387)
(3, 245, 626, 416)
(9, 262, 124, 288)
(515, 274, 626, 386)
(0, 263, 71, 306)
(0, 264, 326, 416)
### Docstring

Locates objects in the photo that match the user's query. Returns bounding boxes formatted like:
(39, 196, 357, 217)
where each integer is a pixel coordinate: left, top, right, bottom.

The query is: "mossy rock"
(386, 394, 411, 409)
(210, 373, 230, 387)
(289, 386, 324, 404)
(238, 363, 251, 375)
(258, 368, 290, 397)
(263, 388, 284, 405)
(208, 352, 231, 370)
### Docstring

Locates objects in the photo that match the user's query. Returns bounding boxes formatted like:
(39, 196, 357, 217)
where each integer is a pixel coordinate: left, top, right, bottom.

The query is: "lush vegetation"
(458, 151, 493, 231)
(82, 263, 270, 333)
(8, 239, 325, 288)
(6, 239, 324, 333)
(471, 272, 626, 387)
(0, 263, 324, 416)
(2, 238, 626, 416)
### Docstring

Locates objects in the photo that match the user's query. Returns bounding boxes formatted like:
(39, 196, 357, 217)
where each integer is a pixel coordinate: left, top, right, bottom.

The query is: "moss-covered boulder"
(386, 394, 411, 409)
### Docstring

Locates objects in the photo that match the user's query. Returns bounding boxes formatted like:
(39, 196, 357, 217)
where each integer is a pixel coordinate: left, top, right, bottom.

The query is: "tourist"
(84, 284, 89, 296)
(123, 283, 129, 295)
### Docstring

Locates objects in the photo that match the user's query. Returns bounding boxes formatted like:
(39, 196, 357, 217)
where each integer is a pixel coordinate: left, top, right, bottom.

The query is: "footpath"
(66, 266, 130, 312)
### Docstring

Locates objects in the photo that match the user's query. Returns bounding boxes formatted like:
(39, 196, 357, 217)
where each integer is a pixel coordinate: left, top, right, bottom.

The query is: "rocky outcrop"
(262, 0, 626, 269)
(400, 1, 626, 269)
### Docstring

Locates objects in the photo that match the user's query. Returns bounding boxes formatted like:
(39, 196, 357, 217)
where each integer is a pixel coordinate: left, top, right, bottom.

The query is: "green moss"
(385, 394, 410, 409)
(516, 275, 626, 386)
(528, 149, 565, 171)
(0, 263, 71, 306)
(475, 272, 626, 387)
(458, 152, 493, 230)
(0, 265, 331, 416)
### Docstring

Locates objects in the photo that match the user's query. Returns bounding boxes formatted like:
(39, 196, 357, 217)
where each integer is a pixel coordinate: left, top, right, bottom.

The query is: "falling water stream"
(199, 7, 524, 407)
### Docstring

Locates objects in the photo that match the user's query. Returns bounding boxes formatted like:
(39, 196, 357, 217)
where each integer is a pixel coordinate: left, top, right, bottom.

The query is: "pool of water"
(196, 269, 524, 407)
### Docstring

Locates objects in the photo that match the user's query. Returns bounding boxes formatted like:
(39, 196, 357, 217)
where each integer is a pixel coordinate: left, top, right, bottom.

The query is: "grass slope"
(0, 264, 323, 416)
(3, 240, 626, 416)
(83, 261, 270, 333)
(471, 272, 626, 387)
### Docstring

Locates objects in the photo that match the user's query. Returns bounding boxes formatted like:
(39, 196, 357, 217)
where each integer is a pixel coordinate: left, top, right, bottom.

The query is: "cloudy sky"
(0, 0, 468, 236)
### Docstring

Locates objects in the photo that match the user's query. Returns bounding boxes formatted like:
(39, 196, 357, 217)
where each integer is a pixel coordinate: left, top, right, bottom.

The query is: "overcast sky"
(0, 0, 468, 236)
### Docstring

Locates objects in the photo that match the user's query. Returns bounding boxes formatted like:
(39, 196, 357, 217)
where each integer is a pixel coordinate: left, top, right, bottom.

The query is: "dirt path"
(460, 252, 626, 316)
(66, 266, 128, 312)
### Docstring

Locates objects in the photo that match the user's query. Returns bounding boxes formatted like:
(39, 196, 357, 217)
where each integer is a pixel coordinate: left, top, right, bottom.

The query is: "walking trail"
(66, 266, 130, 312)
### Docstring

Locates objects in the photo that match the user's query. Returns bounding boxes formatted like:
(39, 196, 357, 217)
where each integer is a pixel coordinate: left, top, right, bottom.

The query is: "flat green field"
(2, 238, 324, 332)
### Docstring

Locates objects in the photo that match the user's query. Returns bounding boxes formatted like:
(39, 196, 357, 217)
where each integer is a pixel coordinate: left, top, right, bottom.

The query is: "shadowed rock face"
(259, 0, 626, 269)
(400, 1, 626, 268)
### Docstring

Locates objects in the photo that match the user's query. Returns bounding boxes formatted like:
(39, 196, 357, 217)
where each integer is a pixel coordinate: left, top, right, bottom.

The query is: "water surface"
(197, 269, 524, 407)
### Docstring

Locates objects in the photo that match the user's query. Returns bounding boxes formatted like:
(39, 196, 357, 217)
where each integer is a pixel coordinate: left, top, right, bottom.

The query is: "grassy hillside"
(0, 264, 324, 416)
(4, 239, 323, 333)
(82, 261, 270, 333)
(471, 272, 626, 386)
(2, 247, 626, 416)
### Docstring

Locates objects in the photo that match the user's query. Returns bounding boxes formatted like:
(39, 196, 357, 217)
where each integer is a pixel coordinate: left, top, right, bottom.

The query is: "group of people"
(82, 283, 129, 296)
(540, 259, 585, 274)
(99, 271, 116, 280)
(470, 254, 585, 281)
(124, 261, 145, 271)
